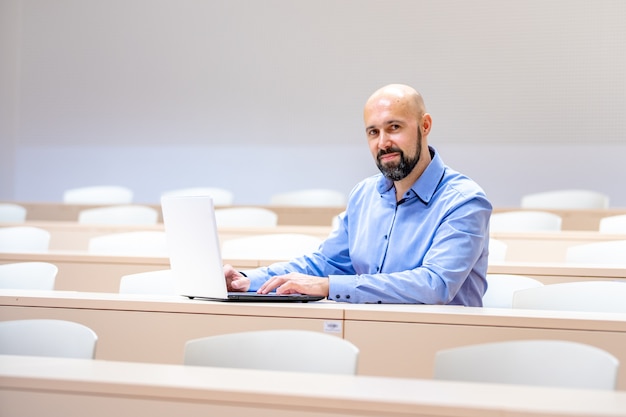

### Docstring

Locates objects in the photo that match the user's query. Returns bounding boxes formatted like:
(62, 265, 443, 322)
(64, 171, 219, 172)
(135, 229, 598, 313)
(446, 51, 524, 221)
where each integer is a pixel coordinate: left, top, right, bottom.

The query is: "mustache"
(377, 147, 403, 158)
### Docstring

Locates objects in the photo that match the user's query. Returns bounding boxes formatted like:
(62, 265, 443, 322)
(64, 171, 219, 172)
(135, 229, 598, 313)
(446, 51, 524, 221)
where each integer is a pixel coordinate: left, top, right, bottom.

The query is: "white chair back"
(162, 187, 234, 205)
(63, 185, 133, 204)
(270, 188, 346, 207)
(214, 207, 278, 228)
(0, 226, 50, 253)
(88, 231, 169, 257)
(0, 203, 27, 223)
(221, 233, 323, 260)
(565, 239, 626, 266)
(119, 269, 177, 295)
(482, 274, 544, 308)
(0, 319, 98, 359)
(0, 262, 58, 290)
(488, 238, 507, 262)
(599, 214, 626, 234)
(78, 205, 159, 225)
(433, 339, 618, 390)
(520, 189, 609, 209)
(512, 280, 626, 313)
(490, 210, 562, 232)
(185, 330, 359, 375)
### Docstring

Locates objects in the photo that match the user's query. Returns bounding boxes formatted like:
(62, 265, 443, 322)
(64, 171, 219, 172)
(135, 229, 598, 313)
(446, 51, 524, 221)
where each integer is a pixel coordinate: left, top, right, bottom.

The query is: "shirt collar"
(376, 146, 444, 204)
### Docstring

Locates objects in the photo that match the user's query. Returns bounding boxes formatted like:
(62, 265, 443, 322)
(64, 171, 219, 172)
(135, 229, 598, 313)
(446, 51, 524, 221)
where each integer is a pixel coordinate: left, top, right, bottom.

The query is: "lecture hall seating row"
(2, 288, 626, 390)
(3, 354, 624, 417)
(5, 220, 626, 262)
(6, 201, 626, 230)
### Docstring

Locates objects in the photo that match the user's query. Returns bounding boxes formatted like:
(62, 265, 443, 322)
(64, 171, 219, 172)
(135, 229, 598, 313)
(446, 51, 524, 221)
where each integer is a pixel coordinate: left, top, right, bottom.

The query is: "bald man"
(225, 84, 492, 305)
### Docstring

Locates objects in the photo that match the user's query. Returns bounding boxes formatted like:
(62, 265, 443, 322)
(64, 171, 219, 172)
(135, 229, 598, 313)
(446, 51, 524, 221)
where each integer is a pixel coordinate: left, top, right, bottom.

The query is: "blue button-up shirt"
(246, 147, 492, 305)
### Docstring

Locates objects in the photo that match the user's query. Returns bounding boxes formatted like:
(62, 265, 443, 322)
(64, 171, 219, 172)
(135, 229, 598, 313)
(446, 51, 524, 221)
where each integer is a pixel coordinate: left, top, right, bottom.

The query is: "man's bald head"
(364, 84, 426, 120)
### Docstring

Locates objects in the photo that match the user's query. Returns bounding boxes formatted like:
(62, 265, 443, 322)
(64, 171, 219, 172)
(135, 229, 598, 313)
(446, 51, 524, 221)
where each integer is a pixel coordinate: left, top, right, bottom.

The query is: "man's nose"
(378, 131, 391, 148)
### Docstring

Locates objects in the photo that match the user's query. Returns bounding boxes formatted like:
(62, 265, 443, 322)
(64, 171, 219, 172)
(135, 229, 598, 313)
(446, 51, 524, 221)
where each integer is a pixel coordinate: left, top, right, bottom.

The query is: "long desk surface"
(8, 202, 345, 226)
(0, 251, 266, 292)
(493, 230, 626, 262)
(8, 200, 626, 230)
(2, 290, 626, 390)
(2, 250, 626, 293)
(6, 222, 626, 263)
(3, 355, 625, 417)
(1, 221, 334, 251)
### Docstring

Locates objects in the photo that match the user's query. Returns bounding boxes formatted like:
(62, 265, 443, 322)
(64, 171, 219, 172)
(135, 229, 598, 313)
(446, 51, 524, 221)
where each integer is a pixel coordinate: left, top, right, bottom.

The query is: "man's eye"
(367, 130, 378, 136)
(390, 124, 400, 130)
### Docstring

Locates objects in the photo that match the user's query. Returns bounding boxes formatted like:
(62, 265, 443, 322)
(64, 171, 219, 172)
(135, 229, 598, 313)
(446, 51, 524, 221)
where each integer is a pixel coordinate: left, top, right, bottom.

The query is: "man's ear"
(421, 113, 433, 135)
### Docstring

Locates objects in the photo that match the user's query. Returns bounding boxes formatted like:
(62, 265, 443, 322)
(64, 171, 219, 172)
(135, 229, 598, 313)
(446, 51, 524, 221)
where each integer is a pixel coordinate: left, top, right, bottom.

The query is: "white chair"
(0, 319, 98, 359)
(214, 207, 278, 228)
(88, 231, 169, 257)
(184, 329, 359, 375)
(0, 203, 27, 223)
(433, 339, 618, 390)
(490, 210, 562, 232)
(512, 281, 626, 313)
(63, 185, 134, 204)
(0, 262, 58, 290)
(78, 205, 159, 225)
(119, 269, 177, 295)
(565, 239, 626, 266)
(520, 189, 609, 209)
(488, 238, 507, 262)
(0, 226, 50, 253)
(162, 187, 234, 205)
(482, 274, 544, 308)
(221, 233, 323, 260)
(599, 214, 626, 234)
(269, 188, 347, 207)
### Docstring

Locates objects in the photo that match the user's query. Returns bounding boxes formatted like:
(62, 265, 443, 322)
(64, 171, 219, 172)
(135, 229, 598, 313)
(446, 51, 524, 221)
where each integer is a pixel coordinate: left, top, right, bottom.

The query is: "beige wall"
(3, 0, 626, 205)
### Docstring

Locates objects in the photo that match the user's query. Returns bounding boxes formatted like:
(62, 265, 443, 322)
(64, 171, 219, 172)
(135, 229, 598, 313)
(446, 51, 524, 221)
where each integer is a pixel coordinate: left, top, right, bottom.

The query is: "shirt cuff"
(242, 268, 268, 292)
(328, 275, 357, 302)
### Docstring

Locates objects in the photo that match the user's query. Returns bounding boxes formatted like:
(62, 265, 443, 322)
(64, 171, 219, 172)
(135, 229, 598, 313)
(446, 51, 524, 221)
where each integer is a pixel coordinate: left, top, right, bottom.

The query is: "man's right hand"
(223, 264, 251, 292)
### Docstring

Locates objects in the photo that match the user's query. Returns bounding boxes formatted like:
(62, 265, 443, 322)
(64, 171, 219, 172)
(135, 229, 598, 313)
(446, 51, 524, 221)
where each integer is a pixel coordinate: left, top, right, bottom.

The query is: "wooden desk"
(493, 207, 626, 231)
(0, 221, 333, 251)
(493, 230, 626, 263)
(0, 251, 262, 292)
(342, 303, 626, 390)
(488, 261, 626, 284)
(8, 201, 626, 229)
(6, 201, 346, 226)
(2, 249, 626, 292)
(6, 221, 626, 262)
(0, 290, 343, 364)
(2, 290, 626, 390)
(3, 355, 624, 417)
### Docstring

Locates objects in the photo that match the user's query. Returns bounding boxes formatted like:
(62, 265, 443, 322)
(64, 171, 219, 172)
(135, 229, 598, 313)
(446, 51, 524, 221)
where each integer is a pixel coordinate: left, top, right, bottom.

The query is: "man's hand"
(223, 264, 250, 292)
(257, 272, 329, 297)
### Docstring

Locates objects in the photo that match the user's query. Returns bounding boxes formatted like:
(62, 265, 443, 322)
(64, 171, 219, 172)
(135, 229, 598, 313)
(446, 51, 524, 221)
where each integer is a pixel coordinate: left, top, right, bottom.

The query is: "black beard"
(376, 129, 422, 181)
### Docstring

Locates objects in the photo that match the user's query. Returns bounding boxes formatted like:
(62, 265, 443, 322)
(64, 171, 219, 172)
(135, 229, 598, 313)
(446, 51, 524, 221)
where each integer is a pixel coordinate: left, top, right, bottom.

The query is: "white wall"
(0, 0, 20, 198)
(2, 0, 626, 206)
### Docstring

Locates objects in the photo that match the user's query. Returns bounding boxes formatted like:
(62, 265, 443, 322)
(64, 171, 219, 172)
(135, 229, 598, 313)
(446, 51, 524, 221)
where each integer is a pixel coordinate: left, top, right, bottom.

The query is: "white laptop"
(160, 195, 324, 302)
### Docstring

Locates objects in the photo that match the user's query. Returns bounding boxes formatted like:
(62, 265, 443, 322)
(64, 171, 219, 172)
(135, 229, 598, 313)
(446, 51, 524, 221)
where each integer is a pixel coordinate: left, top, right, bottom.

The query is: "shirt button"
(384, 235, 388, 240)
(376, 266, 379, 272)
(346, 295, 350, 299)
(335, 294, 340, 299)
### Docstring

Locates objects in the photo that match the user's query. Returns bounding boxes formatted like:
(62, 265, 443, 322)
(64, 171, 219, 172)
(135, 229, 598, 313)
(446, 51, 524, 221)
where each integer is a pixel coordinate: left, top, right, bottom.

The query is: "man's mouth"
(379, 152, 399, 163)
